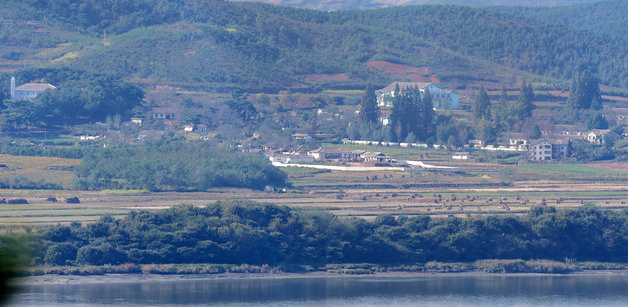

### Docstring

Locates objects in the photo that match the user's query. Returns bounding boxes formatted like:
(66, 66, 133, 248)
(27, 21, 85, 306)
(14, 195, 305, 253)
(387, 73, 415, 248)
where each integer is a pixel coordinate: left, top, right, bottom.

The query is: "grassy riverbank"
(22, 260, 628, 277)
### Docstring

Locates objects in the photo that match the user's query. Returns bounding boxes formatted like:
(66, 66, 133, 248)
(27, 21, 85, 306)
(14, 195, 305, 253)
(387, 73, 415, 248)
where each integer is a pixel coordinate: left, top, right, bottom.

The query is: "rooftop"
(16, 83, 56, 91)
(377, 82, 433, 93)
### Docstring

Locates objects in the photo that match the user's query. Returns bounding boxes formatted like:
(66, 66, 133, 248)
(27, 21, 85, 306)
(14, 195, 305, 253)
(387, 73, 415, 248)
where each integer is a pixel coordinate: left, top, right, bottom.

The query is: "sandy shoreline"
(14, 269, 628, 286)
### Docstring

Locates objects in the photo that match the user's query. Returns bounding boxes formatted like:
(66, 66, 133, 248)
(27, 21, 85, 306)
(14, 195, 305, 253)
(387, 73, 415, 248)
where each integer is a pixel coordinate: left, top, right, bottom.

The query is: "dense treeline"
(4, 0, 625, 89)
(0, 143, 94, 159)
(36, 201, 628, 266)
(74, 142, 288, 191)
(1, 68, 143, 127)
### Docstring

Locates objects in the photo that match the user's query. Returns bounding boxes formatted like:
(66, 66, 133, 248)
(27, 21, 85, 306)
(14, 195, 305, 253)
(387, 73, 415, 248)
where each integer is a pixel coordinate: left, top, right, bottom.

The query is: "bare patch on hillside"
(365, 61, 438, 83)
(302, 73, 350, 82)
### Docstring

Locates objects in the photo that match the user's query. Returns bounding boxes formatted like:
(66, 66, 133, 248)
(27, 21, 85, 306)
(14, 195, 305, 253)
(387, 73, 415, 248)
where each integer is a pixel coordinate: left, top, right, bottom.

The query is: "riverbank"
(12, 260, 628, 286)
(14, 269, 628, 286)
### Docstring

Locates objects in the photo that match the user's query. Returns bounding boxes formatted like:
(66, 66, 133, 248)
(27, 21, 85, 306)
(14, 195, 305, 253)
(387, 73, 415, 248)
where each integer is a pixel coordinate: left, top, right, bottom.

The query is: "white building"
(452, 152, 470, 160)
(376, 82, 459, 110)
(586, 129, 620, 144)
(10, 76, 55, 100)
(530, 139, 570, 161)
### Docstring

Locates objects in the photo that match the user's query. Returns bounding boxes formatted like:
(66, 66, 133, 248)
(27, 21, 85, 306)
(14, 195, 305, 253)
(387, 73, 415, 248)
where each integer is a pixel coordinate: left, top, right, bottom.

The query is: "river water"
(8, 273, 628, 306)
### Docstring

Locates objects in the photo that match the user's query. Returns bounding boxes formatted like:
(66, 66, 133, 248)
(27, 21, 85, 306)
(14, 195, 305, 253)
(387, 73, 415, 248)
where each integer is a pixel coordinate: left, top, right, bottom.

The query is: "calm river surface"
(8, 273, 628, 306)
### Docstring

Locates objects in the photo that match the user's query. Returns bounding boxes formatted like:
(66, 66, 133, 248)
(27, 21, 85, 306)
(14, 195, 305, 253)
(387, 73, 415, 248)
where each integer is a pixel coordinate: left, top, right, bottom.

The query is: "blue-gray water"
(8, 274, 628, 306)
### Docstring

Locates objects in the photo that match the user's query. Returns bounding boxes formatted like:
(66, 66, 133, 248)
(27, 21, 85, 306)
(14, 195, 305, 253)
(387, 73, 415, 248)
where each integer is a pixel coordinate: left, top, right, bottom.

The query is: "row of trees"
(36, 201, 628, 266)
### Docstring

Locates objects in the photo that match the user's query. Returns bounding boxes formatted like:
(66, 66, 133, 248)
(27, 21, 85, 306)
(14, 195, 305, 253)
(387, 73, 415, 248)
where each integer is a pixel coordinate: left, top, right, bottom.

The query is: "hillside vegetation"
(490, 0, 628, 39)
(0, 0, 625, 91)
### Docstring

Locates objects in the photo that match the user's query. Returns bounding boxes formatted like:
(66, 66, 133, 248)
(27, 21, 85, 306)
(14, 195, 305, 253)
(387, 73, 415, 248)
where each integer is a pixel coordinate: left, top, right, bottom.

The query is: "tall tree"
(586, 112, 609, 130)
(472, 87, 492, 120)
(358, 84, 380, 124)
(529, 123, 542, 140)
(495, 86, 511, 132)
(421, 89, 435, 141)
(390, 83, 403, 141)
(567, 71, 602, 110)
(474, 118, 496, 145)
(517, 80, 535, 120)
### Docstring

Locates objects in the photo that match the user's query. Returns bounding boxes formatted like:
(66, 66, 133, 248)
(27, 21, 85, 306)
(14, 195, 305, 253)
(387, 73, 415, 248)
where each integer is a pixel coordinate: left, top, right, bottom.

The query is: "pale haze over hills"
(230, 0, 602, 10)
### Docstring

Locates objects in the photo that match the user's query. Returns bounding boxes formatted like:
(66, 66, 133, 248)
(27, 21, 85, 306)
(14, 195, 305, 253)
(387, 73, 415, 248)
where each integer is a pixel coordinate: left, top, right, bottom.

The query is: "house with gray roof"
(10, 76, 55, 100)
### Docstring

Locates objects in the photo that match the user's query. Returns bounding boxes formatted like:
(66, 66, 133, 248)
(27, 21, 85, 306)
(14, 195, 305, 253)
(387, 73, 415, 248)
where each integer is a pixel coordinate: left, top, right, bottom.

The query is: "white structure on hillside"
(376, 82, 459, 110)
(452, 152, 470, 160)
(586, 129, 620, 145)
(10, 76, 56, 100)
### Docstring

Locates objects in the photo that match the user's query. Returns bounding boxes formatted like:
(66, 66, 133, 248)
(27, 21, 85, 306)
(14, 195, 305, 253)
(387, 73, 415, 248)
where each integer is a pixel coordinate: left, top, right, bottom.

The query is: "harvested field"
(584, 162, 628, 171)
(0, 148, 627, 225)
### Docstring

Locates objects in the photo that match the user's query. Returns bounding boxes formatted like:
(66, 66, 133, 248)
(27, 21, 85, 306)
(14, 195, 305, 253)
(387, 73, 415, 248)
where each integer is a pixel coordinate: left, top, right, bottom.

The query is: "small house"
(361, 152, 393, 163)
(452, 152, 470, 160)
(308, 147, 356, 160)
(291, 133, 312, 141)
(586, 129, 620, 144)
(131, 117, 143, 126)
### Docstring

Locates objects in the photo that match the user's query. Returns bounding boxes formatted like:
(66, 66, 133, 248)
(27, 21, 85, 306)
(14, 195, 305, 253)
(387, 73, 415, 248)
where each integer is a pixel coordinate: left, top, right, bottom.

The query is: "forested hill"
(1, 0, 625, 91)
(489, 0, 627, 39)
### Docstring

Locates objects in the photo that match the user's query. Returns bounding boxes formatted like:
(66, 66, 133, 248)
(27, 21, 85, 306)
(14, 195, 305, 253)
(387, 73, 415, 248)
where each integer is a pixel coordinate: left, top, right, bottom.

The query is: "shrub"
(7, 199, 28, 204)
(65, 197, 80, 204)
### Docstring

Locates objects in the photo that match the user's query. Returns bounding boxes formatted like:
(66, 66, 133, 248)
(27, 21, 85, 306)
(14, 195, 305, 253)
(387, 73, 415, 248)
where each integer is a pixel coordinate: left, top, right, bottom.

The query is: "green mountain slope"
(0, 0, 625, 91)
(489, 0, 627, 39)
(251, 3, 627, 87)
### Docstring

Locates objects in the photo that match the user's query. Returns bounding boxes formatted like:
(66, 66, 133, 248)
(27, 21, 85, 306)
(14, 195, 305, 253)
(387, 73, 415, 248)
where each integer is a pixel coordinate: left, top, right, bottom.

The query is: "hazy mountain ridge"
(230, 0, 603, 10)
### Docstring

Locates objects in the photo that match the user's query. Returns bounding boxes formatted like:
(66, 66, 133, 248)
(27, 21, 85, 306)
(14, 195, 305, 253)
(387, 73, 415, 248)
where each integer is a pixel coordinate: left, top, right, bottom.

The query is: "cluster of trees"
(469, 82, 535, 144)
(73, 142, 288, 191)
(358, 85, 379, 125)
(389, 85, 435, 143)
(567, 70, 602, 110)
(350, 84, 436, 143)
(35, 201, 628, 266)
(570, 139, 616, 161)
(1, 68, 143, 127)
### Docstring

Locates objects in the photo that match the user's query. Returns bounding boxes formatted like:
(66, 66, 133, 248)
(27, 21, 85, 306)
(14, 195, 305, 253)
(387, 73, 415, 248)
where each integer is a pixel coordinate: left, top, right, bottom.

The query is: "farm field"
(0, 148, 627, 226)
